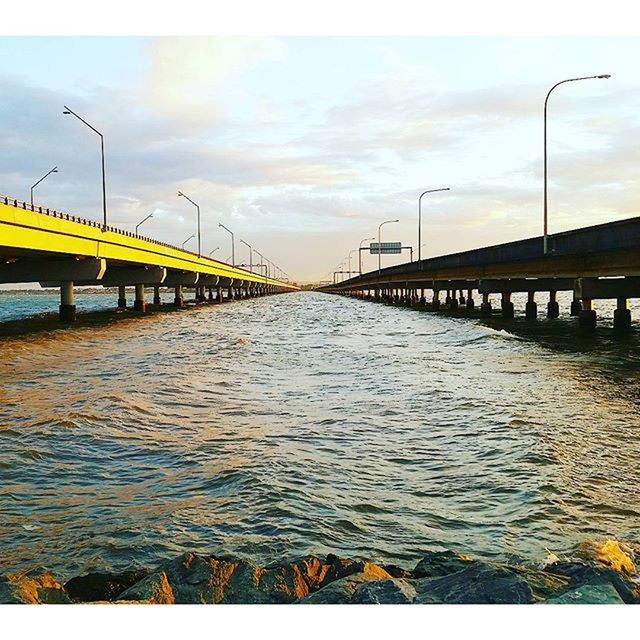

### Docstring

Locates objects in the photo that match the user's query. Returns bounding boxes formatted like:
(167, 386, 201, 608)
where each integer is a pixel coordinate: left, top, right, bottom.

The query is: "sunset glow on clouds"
(1, 36, 640, 280)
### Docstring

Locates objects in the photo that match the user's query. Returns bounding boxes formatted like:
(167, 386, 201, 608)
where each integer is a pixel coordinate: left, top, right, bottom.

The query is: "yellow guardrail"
(0, 196, 296, 289)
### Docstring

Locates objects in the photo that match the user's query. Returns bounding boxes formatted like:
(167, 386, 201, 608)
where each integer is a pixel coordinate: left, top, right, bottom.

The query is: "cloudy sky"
(1, 36, 639, 281)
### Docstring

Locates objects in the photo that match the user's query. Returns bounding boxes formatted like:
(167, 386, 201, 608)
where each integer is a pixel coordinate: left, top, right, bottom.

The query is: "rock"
(298, 573, 382, 604)
(543, 561, 640, 604)
(119, 553, 329, 604)
(415, 561, 569, 604)
(380, 564, 413, 578)
(541, 582, 624, 604)
(413, 550, 475, 579)
(64, 569, 148, 602)
(577, 540, 636, 575)
(0, 571, 71, 604)
(352, 578, 417, 604)
(117, 571, 175, 604)
(319, 555, 392, 587)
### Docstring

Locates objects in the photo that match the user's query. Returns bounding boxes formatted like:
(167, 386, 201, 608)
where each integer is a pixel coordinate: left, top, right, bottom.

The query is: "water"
(1, 291, 639, 580)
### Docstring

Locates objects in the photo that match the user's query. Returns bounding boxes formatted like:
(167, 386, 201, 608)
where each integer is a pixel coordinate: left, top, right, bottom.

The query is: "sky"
(1, 36, 640, 282)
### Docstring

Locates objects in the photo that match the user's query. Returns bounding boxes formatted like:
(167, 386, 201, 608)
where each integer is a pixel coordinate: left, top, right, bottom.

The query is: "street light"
(182, 234, 195, 249)
(254, 250, 267, 281)
(30, 166, 58, 207)
(377, 219, 399, 274)
(177, 191, 201, 257)
(543, 74, 611, 254)
(418, 188, 450, 262)
(219, 223, 235, 266)
(209, 247, 220, 256)
(359, 236, 375, 274)
(63, 106, 107, 230)
(240, 239, 253, 273)
(348, 249, 358, 276)
(135, 213, 153, 235)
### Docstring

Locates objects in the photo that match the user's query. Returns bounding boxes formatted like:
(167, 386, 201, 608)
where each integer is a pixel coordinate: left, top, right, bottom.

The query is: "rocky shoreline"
(1, 540, 638, 604)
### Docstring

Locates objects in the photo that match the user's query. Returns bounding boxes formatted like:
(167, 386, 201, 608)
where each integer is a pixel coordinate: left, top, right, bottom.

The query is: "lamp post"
(543, 74, 611, 254)
(359, 236, 375, 274)
(418, 187, 450, 262)
(209, 247, 220, 256)
(63, 105, 107, 229)
(219, 223, 235, 266)
(240, 239, 253, 273)
(30, 166, 58, 207)
(182, 234, 195, 249)
(254, 250, 267, 281)
(177, 191, 201, 257)
(377, 219, 399, 274)
(135, 213, 153, 235)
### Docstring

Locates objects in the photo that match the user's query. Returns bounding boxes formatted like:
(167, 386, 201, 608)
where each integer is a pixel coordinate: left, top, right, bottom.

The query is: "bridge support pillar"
(501, 292, 514, 318)
(432, 291, 440, 310)
(419, 288, 426, 306)
(466, 289, 475, 310)
(578, 299, 597, 330)
(217, 286, 223, 303)
(134, 283, 146, 313)
(228, 287, 234, 301)
(174, 285, 184, 308)
(480, 293, 492, 316)
(208, 287, 215, 302)
(613, 298, 632, 331)
(59, 281, 76, 322)
(445, 291, 452, 306)
(525, 292, 537, 320)
(459, 290, 466, 305)
(117, 285, 127, 309)
(570, 293, 582, 316)
(547, 291, 559, 318)
(153, 286, 161, 305)
(449, 291, 459, 310)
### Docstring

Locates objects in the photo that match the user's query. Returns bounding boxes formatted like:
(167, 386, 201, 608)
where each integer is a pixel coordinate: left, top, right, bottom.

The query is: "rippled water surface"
(1, 291, 640, 579)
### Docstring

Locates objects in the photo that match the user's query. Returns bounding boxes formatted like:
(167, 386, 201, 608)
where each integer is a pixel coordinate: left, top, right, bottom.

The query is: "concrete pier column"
(174, 285, 184, 308)
(570, 293, 582, 316)
(59, 281, 76, 322)
(613, 298, 632, 331)
(216, 286, 223, 303)
(547, 290, 559, 318)
(578, 298, 597, 329)
(153, 286, 161, 305)
(480, 293, 492, 316)
(419, 288, 426, 306)
(466, 289, 475, 310)
(117, 285, 127, 309)
(134, 283, 146, 313)
(228, 287, 234, 301)
(525, 291, 537, 320)
(449, 290, 459, 309)
(208, 287, 214, 302)
(459, 290, 466, 305)
(501, 292, 514, 318)
(432, 291, 441, 310)
(445, 290, 452, 306)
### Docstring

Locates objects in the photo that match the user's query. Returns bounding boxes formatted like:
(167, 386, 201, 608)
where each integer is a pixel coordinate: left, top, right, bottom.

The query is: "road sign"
(369, 242, 402, 255)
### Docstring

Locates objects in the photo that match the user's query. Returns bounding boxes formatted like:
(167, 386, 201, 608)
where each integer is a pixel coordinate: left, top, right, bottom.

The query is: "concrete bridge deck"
(0, 195, 297, 321)
(319, 216, 640, 330)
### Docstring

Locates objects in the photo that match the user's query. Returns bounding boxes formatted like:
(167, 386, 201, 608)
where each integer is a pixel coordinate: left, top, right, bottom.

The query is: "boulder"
(352, 578, 417, 604)
(413, 550, 475, 579)
(0, 572, 71, 604)
(64, 569, 148, 602)
(319, 555, 392, 587)
(117, 571, 175, 604)
(541, 582, 624, 604)
(380, 564, 413, 579)
(118, 553, 329, 604)
(577, 540, 636, 575)
(415, 561, 569, 604)
(298, 573, 383, 604)
(543, 561, 640, 604)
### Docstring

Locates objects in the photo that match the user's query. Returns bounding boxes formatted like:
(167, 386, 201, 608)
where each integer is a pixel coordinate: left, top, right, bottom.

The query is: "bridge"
(319, 216, 640, 330)
(0, 195, 297, 321)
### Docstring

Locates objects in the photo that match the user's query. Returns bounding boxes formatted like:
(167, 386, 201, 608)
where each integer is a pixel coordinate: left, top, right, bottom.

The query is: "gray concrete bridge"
(318, 216, 640, 330)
